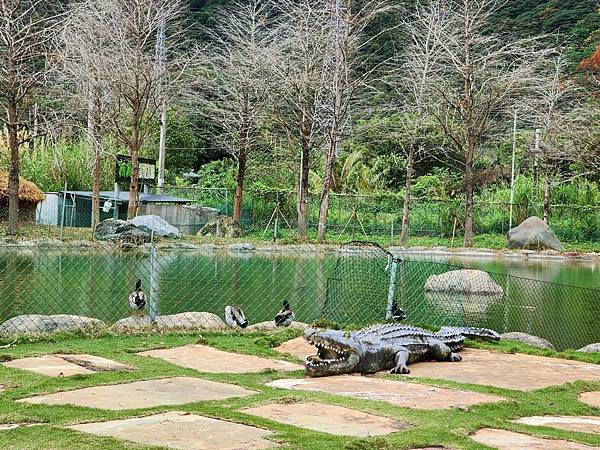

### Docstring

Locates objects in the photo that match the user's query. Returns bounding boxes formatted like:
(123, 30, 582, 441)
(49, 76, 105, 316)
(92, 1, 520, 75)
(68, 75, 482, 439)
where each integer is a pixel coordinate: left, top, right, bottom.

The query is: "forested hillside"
(1, 0, 600, 246)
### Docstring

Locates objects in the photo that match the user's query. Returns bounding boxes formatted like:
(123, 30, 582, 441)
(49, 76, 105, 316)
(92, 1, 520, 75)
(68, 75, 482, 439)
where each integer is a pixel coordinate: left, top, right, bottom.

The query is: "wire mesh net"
(0, 222, 598, 351)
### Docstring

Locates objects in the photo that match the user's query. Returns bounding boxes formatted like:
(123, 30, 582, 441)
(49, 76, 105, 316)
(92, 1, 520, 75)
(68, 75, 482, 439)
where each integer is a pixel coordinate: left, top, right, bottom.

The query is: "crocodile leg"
(429, 339, 462, 362)
(390, 346, 411, 374)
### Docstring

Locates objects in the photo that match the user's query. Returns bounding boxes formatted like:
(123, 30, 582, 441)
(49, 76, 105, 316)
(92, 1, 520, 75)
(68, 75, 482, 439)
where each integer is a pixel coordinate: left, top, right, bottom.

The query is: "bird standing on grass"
(225, 305, 248, 328)
(129, 279, 146, 316)
(274, 299, 295, 327)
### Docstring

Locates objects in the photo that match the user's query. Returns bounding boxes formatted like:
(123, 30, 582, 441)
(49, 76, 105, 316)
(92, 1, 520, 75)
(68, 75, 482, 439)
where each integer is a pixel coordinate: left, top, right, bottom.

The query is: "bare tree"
(0, 0, 58, 234)
(98, 0, 188, 219)
(198, 1, 273, 223)
(527, 53, 581, 223)
(58, 0, 112, 230)
(423, 0, 546, 247)
(266, 0, 333, 239)
(316, 0, 392, 241)
(387, 0, 445, 245)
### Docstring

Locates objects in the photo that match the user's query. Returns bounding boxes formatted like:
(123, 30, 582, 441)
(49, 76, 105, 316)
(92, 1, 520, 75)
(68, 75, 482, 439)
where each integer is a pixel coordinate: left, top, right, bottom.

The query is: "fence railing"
(149, 187, 600, 243)
(0, 236, 597, 351)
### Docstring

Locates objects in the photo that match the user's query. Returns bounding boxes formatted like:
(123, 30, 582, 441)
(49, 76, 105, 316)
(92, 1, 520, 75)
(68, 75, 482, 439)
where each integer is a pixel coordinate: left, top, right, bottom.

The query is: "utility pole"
(533, 128, 540, 183)
(156, 14, 167, 194)
(508, 109, 517, 230)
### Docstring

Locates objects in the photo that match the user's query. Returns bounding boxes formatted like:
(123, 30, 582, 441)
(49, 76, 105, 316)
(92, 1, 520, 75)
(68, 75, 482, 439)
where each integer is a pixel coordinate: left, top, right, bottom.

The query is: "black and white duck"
(390, 299, 406, 321)
(225, 305, 248, 328)
(274, 299, 295, 327)
(128, 279, 146, 316)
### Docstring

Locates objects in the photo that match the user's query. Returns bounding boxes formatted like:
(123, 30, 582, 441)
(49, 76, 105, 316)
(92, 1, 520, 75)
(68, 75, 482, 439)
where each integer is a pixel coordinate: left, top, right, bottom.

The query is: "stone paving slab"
(515, 416, 600, 435)
(407, 349, 600, 390)
(139, 344, 302, 373)
(18, 377, 256, 410)
(2, 354, 132, 377)
(580, 392, 600, 408)
(471, 428, 600, 449)
(69, 411, 277, 450)
(242, 401, 409, 436)
(267, 375, 504, 409)
(2, 355, 95, 377)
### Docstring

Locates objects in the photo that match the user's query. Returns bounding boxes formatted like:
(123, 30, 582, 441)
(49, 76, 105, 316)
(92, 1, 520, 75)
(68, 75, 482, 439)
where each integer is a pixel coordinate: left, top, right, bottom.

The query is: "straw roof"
(0, 170, 45, 203)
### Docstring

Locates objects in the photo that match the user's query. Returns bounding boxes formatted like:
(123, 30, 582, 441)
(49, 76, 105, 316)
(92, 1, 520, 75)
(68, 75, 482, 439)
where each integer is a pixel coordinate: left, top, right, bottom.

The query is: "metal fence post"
(385, 256, 399, 320)
(149, 231, 158, 322)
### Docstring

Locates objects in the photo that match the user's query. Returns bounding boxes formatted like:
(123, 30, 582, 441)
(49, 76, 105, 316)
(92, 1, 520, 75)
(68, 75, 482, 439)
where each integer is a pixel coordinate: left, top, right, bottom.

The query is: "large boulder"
(424, 269, 504, 295)
(578, 343, 600, 353)
(501, 332, 555, 350)
(0, 314, 104, 337)
(507, 216, 564, 252)
(130, 215, 181, 238)
(94, 218, 152, 243)
(198, 215, 244, 238)
(247, 321, 309, 331)
(111, 312, 226, 332)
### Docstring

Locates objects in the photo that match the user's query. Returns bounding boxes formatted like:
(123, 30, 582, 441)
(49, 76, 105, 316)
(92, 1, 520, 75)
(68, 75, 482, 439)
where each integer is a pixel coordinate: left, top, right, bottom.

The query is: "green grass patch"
(0, 331, 598, 449)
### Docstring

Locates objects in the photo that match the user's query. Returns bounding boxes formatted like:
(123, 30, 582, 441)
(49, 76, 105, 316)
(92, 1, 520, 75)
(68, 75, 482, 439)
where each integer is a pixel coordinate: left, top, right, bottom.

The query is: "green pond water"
(0, 249, 598, 351)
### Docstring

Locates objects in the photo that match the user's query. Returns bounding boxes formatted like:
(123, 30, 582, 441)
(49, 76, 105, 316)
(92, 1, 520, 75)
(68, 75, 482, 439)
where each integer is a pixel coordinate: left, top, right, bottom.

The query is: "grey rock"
(501, 332, 555, 350)
(198, 215, 244, 238)
(424, 269, 504, 295)
(228, 243, 256, 252)
(0, 314, 104, 337)
(247, 321, 309, 331)
(94, 219, 152, 243)
(111, 312, 226, 332)
(577, 343, 600, 353)
(130, 215, 181, 239)
(507, 216, 565, 252)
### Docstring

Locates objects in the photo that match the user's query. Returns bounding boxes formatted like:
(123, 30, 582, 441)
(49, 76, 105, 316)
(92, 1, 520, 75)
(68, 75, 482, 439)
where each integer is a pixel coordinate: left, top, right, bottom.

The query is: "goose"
(128, 279, 146, 315)
(225, 305, 248, 328)
(274, 299, 295, 327)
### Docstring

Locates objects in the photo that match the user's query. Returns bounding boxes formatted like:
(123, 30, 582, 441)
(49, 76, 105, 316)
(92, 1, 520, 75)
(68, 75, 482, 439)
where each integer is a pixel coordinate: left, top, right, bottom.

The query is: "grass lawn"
(0, 329, 598, 449)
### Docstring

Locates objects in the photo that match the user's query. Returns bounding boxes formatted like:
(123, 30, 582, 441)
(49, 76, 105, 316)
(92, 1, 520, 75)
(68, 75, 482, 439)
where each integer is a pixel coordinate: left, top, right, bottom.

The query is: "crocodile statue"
(304, 324, 500, 377)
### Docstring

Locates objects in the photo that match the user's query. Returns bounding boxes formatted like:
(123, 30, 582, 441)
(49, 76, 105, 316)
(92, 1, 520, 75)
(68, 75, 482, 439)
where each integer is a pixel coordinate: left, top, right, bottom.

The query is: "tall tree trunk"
(7, 101, 20, 235)
(317, 0, 348, 242)
(88, 87, 102, 230)
(400, 143, 415, 246)
(232, 148, 247, 223)
(127, 111, 141, 219)
(297, 143, 310, 239)
(464, 138, 475, 247)
(317, 138, 336, 242)
(543, 174, 550, 224)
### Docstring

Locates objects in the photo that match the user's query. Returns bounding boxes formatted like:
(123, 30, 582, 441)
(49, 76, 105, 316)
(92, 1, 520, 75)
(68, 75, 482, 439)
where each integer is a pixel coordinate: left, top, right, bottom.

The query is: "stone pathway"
(242, 401, 409, 436)
(267, 375, 504, 409)
(19, 377, 255, 410)
(580, 392, 600, 408)
(515, 416, 600, 435)
(68, 411, 277, 450)
(407, 349, 600, 390)
(139, 344, 303, 373)
(471, 428, 600, 449)
(2, 354, 131, 377)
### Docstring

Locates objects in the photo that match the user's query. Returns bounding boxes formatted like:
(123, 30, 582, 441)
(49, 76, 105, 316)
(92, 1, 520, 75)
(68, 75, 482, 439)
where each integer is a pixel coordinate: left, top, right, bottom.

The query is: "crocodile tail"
(439, 326, 500, 342)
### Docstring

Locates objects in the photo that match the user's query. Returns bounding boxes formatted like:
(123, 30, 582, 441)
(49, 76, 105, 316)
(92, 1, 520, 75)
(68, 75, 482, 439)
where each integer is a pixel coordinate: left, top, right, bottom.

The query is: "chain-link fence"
(0, 236, 598, 351)
(25, 186, 600, 245)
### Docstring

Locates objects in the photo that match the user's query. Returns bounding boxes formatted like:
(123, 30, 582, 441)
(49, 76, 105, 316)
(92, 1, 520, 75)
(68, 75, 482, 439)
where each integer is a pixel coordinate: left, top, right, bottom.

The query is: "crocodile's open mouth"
(304, 334, 359, 374)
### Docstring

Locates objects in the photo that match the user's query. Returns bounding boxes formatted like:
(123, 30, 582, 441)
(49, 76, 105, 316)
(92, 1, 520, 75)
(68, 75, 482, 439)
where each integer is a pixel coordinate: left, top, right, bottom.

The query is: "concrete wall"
(139, 204, 219, 235)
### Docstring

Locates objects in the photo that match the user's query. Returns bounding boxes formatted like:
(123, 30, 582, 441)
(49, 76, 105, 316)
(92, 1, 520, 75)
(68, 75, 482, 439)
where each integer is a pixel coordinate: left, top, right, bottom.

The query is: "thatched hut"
(0, 171, 45, 223)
